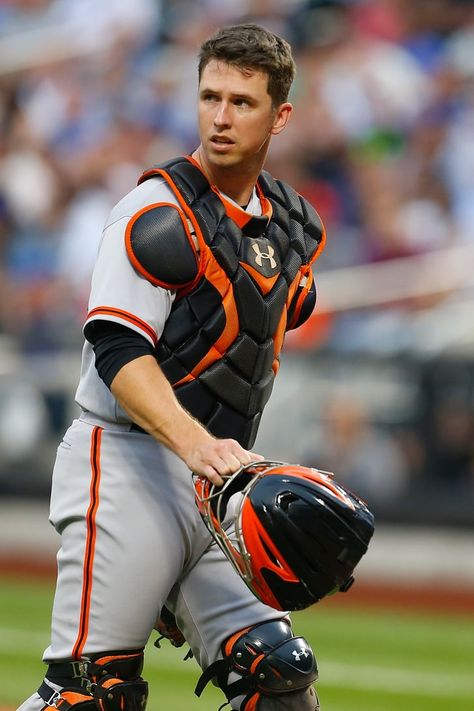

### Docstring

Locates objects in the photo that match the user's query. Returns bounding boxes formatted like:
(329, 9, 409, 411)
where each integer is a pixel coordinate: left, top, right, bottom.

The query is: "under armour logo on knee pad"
(292, 648, 310, 662)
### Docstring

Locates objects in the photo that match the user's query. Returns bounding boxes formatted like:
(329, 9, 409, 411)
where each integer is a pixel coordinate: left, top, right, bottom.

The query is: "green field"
(1, 577, 474, 710)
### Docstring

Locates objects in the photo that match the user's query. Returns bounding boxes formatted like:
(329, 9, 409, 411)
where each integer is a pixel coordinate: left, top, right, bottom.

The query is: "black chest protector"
(132, 158, 324, 447)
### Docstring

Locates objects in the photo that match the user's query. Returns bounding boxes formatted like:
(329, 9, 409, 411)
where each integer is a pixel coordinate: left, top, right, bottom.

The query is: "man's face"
(197, 60, 284, 171)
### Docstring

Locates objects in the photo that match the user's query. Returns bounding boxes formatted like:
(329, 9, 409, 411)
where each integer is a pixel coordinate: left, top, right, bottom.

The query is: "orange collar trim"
(185, 155, 273, 228)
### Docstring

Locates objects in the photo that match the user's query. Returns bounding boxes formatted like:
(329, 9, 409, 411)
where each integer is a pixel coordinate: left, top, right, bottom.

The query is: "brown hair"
(198, 23, 296, 107)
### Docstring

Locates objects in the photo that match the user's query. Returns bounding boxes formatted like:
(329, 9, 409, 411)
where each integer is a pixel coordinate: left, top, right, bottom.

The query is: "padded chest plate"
(135, 158, 326, 446)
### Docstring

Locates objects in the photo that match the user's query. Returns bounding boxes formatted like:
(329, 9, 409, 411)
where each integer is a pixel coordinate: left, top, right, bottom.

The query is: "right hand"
(182, 434, 264, 486)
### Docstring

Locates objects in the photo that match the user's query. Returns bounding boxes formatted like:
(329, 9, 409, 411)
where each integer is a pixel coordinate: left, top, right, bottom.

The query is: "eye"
(202, 93, 218, 102)
(234, 98, 250, 108)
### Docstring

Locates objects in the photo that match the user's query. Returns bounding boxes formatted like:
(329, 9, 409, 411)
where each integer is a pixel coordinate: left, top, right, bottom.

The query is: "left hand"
(154, 607, 186, 648)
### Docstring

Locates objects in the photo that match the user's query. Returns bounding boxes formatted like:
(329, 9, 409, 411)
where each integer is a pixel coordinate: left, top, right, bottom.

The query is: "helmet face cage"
(193, 460, 362, 609)
(194, 461, 283, 591)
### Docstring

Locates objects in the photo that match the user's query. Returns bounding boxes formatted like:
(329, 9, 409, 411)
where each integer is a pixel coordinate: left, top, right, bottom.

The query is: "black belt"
(130, 423, 149, 435)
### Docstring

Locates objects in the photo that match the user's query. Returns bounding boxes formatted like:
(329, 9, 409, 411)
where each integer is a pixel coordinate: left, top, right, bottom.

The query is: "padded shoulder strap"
(138, 157, 223, 249)
(258, 171, 326, 265)
(138, 157, 210, 203)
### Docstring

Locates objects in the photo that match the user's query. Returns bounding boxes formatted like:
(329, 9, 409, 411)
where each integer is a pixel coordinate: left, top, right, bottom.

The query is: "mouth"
(210, 135, 235, 151)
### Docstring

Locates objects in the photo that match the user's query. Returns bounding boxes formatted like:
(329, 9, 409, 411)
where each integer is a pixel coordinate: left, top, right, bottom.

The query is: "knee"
(196, 618, 319, 711)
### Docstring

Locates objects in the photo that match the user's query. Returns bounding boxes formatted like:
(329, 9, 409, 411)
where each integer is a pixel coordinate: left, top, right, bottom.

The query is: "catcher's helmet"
(194, 461, 375, 611)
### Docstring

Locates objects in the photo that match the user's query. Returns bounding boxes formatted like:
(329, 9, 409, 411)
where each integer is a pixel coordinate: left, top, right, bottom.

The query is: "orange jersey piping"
(72, 425, 103, 659)
(87, 307, 158, 346)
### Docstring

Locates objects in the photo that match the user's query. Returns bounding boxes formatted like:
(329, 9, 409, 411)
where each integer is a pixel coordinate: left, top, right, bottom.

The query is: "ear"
(271, 102, 293, 136)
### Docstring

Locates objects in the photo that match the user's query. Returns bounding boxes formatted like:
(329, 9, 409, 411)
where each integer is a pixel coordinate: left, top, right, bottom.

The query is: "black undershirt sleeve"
(84, 319, 155, 389)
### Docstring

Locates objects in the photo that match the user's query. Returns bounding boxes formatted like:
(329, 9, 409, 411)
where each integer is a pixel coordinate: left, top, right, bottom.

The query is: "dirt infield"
(0, 554, 56, 580)
(2, 554, 474, 617)
(329, 579, 474, 616)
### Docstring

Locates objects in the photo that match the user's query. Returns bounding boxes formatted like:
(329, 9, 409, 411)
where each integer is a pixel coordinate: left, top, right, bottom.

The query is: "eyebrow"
(199, 87, 256, 102)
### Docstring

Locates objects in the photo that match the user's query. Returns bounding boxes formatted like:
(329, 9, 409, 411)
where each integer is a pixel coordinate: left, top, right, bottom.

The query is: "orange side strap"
(243, 692, 261, 711)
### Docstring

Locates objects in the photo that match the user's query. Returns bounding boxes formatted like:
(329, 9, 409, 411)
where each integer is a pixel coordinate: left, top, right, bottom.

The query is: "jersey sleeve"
(84, 214, 175, 347)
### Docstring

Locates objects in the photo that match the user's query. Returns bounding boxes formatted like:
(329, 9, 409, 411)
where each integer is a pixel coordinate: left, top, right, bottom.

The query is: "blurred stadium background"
(1, 0, 474, 708)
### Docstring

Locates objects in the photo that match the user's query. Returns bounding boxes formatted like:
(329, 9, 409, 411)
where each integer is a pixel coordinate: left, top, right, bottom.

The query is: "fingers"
(201, 465, 225, 487)
(190, 438, 264, 486)
(219, 451, 243, 476)
(215, 440, 262, 476)
(248, 451, 265, 463)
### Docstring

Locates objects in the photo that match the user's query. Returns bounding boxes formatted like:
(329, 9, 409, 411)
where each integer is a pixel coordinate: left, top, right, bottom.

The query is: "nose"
(214, 101, 231, 128)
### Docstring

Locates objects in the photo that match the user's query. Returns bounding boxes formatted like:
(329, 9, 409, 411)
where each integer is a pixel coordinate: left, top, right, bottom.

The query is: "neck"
(192, 147, 264, 206)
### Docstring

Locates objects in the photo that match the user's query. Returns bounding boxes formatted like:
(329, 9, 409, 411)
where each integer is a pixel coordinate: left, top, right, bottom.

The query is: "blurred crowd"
(0, 0, 474, 509)
(1, 0, 474, 349)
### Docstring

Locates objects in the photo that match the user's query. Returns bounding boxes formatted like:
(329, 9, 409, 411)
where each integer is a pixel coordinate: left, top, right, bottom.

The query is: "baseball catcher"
(16, 22, 374, 711)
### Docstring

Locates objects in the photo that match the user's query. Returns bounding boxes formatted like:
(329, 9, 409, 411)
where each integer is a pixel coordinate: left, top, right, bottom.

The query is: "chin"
(209, 152, 240, 169)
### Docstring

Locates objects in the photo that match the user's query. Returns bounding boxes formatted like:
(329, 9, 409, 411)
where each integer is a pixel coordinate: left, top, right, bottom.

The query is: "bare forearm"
(111, 355, 207, 457)
(110, 355, 262, 483)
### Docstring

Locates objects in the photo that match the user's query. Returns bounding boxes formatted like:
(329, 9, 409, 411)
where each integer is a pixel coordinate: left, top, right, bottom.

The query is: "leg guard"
(38, 650, 148, 711)
(256, 686, 319, 710)
(195, 619, 319, 710)
(37, 684, 96, 711)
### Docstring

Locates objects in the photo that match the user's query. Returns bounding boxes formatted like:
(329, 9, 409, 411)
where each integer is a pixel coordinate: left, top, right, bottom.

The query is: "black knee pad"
(195, 618, 318, 710)
(42, 650, 148, 711)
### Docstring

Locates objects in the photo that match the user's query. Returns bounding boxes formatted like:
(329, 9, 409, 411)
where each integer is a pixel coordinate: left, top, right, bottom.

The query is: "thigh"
(168, 538, 286, 670)
(44, 419, 201, 660)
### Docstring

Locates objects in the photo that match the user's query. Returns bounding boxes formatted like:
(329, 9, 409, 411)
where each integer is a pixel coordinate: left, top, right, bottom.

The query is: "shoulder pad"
(125, 202, 199, 288)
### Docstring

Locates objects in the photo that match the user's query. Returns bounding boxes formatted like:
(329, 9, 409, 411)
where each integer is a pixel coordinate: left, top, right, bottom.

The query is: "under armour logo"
(252, 242, 277, 269)
(292, 648, 310, 662)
